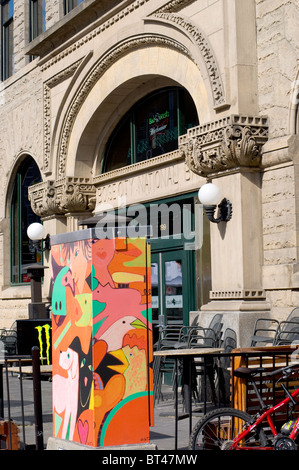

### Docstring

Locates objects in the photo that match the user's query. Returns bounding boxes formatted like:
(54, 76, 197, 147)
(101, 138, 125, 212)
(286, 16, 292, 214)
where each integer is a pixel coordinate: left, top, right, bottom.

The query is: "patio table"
(154, 347, 223, 449)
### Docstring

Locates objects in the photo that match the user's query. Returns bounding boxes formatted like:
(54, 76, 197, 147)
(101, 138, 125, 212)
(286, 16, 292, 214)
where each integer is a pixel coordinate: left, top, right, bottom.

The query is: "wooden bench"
(0, 420, 19, 450)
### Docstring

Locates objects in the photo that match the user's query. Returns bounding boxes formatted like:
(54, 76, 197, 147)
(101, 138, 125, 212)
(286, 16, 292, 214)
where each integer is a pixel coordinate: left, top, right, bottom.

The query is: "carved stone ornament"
(152, 12, 226, 109)
(57, 34, 190, 178)
(180, 115, 269, 177)
(28, 177, 96, 219)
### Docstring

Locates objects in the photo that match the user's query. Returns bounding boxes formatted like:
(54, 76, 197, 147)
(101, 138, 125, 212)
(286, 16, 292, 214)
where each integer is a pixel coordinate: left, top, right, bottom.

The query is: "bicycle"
(189, 363, 299, 450)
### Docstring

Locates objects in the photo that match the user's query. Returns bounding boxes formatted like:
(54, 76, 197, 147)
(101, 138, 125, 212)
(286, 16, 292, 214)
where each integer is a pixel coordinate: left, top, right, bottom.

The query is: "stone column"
(180, 115, 270, 346)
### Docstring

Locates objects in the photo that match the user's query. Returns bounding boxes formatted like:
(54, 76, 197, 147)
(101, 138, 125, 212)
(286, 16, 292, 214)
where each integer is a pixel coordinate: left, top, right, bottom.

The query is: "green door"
(151, 247, 195, 344)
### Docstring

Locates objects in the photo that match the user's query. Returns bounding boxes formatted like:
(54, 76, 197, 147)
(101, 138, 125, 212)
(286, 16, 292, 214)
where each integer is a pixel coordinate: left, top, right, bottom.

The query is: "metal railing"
(1, 344, 297, 450)
(0, 347, 44, 450)
(199, 347, 299, 414)
(229, 347, 299, 425)
(154, 346, 299, 447)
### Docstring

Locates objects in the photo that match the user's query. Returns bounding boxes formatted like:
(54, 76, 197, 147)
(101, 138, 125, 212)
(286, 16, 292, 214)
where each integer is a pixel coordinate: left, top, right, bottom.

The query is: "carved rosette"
(28, 177, 96, 219)
(180, 115, 269, 177)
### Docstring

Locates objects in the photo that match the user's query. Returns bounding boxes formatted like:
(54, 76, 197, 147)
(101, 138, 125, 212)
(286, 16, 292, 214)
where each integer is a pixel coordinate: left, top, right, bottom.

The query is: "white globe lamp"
(198, 183, 232, 224)
(198, 183, 221, 206)
(27, 223, 46, 241)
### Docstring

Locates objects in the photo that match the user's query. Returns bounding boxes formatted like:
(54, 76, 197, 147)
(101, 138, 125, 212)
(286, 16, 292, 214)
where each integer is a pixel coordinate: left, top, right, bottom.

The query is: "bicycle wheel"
(189, 407, 267, 450)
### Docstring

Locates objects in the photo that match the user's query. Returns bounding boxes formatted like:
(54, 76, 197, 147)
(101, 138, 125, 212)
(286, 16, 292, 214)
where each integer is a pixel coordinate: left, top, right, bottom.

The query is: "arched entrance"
(10, 156, 42, 284)
(30, 35, 214, 335)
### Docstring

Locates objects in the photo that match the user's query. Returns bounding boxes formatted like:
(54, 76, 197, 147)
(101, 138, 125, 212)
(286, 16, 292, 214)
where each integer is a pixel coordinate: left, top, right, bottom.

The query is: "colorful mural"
(51, 234, 153, 447)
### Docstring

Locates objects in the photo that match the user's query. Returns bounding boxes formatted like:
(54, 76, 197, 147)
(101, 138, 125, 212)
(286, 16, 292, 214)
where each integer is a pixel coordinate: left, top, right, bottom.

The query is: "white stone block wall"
(45, 0, 61, 29)
(256, 0, 299, 138)
(0, 0, 298, 332)
(257, 0, 299, 319)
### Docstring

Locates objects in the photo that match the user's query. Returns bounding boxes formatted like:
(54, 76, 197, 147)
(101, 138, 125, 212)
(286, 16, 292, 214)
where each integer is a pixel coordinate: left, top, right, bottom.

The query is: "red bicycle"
(189, 363, 299, 450)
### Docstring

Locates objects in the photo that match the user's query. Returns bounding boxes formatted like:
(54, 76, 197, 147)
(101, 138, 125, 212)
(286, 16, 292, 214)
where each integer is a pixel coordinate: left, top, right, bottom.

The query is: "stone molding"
(36, 0, 196, 68)
(93, 149, 183, 185)
(180, 115, 269, 177)
(210, 289, 265, 300)
(155, 0, 196, 13)
(150, 12, 226, 109)
(43, 59, 84, 175)
(28, 177, 96, 218)
(49, 2, 226, 178)
(56, 34, 190, 178)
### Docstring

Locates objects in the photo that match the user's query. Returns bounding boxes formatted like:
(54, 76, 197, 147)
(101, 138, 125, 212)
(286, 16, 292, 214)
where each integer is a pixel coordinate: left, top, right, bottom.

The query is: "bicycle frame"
(231, 379, 299, 450)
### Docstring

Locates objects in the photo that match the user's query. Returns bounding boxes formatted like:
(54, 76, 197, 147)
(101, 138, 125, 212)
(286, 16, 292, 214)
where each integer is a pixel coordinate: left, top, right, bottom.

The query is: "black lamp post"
(25, 263, 48, 319)
(26, 223, 51, 319)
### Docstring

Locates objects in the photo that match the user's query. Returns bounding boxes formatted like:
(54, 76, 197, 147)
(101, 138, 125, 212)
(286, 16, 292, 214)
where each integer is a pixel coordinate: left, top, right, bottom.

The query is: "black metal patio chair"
(250, 318, 280, 347)
(274, 320, 299, 345)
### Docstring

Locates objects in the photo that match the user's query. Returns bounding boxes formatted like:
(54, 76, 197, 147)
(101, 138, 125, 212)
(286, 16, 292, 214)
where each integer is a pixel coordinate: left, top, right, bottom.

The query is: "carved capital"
(28, 181, 63, 218)
(58, 177, 96, 213)
(180, 115, 269, 177)
(28, 177, 96, 218)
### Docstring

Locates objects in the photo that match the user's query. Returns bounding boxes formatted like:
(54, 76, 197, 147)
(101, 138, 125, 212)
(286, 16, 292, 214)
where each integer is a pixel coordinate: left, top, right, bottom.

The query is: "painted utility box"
(50, 229, 153, 447)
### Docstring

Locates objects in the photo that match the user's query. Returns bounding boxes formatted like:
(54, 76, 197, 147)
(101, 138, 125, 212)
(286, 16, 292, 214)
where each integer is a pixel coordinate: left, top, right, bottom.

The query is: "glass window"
(29, 0, 46, 41)
(135, 89, 178, 163)
(104, 115, 131, 173)
(1, 0, 14, 80)
(10, 157, 42, 284)
(103, 87, 199, 173)
(64, 0, 85, 14)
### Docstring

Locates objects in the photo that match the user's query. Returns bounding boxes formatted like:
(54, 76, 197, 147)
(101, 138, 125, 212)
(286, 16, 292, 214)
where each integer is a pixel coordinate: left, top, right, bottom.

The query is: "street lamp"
(25, 223, 50, 319)
(198, 182, 232, 224)
(27, 222, 50, 252)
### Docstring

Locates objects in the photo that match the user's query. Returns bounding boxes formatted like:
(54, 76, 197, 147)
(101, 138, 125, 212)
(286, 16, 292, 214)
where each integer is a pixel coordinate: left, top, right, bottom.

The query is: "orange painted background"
(51, 235, 153, 447)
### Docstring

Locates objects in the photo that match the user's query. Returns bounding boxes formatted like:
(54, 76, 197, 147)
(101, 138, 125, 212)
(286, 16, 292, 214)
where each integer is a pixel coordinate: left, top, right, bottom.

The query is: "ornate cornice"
(155, 0, 196, 13)
(180, 115, 269, 177)
(28, 177, 96, 218)
(36, 0, 195, 68)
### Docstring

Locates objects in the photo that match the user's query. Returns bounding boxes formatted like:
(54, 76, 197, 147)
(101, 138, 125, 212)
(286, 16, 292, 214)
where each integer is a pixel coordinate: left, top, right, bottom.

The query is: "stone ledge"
(47, 437, 158, 451)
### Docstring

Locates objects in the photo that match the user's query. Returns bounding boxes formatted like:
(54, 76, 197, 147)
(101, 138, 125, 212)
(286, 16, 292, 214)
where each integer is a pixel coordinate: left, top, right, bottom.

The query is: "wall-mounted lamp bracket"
(27, 223, 51, 252)
(29, 234, 51, 253)
(204, 198, 233, 224)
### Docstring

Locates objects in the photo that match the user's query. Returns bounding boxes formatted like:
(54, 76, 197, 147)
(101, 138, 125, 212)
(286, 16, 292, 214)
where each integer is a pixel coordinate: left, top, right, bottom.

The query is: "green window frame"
(151, 248, 196, 329)
(103, 87, 199, 173)
(10, 157, 42, 285)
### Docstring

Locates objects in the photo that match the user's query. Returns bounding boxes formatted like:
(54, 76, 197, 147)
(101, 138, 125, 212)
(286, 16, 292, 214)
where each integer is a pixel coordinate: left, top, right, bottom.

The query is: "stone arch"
(3, 153, 42, 286)
(54, 18, 227, 179)
(73, 64, 208, 179)
(4, 151, 42, 218)
(58, 41, 215, 179)
(145, 13, 227, 110)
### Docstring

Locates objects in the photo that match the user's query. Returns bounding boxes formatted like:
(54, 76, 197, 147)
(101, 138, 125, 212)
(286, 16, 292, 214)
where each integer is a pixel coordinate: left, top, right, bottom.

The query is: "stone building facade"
(0, 0, 298, 347)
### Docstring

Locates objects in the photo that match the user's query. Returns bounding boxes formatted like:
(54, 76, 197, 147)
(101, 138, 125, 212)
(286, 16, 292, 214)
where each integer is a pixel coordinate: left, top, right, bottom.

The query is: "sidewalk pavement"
(3, 373, 201, 450)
